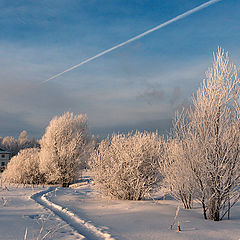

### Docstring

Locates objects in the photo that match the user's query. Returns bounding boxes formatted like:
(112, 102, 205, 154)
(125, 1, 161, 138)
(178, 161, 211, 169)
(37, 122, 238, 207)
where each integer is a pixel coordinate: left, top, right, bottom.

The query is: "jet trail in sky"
(42, 0, 222, 84)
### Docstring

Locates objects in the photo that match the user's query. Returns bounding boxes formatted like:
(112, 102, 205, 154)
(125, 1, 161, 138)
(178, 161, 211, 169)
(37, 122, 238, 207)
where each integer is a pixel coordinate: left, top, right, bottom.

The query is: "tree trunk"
(201, 198, 207, 220)
(208, 197, 220, 221)
(62, 182, 70, 187)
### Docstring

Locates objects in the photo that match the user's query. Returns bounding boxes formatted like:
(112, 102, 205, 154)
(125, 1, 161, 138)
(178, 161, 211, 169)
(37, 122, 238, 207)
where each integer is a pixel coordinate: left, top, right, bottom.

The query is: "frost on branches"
(2, 148, 43, 185)
(90, 131, 164, 200)
(172, 49, 240, 221)
(39, 112, 92, 187)
(161, 137, 194, 209)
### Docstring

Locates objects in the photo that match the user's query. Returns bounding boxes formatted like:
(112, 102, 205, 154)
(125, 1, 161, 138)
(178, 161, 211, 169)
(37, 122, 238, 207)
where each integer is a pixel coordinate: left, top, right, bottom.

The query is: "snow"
(31, 187, 114, 240)
(0, 176, 240, 240)
(50, 181, 240, 240)
(0, 185, 81, 239)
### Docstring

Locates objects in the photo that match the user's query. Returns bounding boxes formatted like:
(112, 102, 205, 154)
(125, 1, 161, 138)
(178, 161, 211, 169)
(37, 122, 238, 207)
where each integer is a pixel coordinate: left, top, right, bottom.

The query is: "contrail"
(42, 0, 222, 84)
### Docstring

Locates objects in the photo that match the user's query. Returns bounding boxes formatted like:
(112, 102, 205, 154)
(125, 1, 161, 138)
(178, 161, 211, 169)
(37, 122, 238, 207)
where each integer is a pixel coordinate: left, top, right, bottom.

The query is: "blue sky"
(0, 0, 239, 138)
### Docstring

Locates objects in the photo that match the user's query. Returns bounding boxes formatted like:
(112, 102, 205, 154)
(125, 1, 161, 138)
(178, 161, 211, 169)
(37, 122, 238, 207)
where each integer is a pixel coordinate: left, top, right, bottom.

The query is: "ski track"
(31, 187, 115, 240)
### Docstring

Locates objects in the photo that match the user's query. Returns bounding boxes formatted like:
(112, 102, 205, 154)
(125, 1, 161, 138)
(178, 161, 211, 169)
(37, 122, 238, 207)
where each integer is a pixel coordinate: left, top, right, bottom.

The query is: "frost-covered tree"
(39, 112, 92, 187)
(1, 136, 19, 157)
(18, 130, 30, 149)
(173, 49, 240, 220)
(2, 148, 43, 185)
(161, 137, 193, 209)
(18, 130, 28, 143)
(90, 131, 164, 200)
(18, 130, 39, 150)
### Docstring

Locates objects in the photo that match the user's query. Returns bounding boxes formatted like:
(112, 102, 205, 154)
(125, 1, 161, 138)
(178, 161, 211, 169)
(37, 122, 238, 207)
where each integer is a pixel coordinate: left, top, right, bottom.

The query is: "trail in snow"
(31, 187, 115, 240)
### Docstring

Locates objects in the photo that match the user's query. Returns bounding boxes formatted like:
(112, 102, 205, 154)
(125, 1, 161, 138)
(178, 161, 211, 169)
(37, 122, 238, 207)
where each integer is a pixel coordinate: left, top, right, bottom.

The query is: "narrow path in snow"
(31, 187, 115, 240)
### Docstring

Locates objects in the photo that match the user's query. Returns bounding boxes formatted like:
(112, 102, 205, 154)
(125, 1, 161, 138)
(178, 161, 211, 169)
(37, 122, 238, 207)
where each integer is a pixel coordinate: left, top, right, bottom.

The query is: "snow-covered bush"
(90, 131, 164, 200)
(2, 148, 44, 184)
(173, 49, 240, 220)
(39, 112, 92, 186)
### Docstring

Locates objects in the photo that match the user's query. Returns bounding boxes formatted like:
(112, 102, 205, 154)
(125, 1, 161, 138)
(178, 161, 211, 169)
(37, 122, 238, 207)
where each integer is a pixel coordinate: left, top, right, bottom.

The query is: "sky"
(0, 0, 240, 138)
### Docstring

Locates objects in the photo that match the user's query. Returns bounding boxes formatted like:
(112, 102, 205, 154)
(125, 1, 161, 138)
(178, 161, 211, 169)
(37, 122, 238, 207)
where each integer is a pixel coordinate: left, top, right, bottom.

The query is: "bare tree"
(39, 112, 92, 187)
(173, 49, 240, 220)
(90, 131, 164, 200)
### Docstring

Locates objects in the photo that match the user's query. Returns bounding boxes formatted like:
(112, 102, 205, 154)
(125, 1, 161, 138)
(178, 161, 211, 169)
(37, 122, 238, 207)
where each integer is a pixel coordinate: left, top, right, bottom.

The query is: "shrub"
(2, 148, 44, 184)
(90, 131, 164, 200)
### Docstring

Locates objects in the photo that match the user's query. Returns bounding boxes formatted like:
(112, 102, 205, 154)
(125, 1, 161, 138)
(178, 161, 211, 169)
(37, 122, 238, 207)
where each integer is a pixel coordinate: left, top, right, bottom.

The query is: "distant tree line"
(0, 130, 39, 157)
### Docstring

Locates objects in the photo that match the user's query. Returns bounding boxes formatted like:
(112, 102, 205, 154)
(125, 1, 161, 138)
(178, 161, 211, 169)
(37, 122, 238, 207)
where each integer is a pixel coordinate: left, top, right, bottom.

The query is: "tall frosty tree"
(39, 112, 92, 186)
(173, 49, 240, 220)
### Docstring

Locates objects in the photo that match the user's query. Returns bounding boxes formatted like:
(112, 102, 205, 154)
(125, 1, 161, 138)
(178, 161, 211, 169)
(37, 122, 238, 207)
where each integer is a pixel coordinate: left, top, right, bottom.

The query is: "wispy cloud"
(137, 89, 165, 104)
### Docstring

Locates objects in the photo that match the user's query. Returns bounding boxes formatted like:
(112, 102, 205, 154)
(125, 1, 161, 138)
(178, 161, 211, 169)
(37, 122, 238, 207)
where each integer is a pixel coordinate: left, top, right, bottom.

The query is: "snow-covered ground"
(50, 180, 240, 240)
(0, 177, 240, 240)
(0, 185, 82, 240)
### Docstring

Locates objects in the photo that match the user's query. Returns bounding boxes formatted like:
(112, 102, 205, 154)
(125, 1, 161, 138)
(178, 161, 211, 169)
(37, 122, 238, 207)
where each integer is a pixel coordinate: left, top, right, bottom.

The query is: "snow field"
(0, 185, 80, 240)
(1, 178, 239, 240)
(47, 182, 240, 240)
